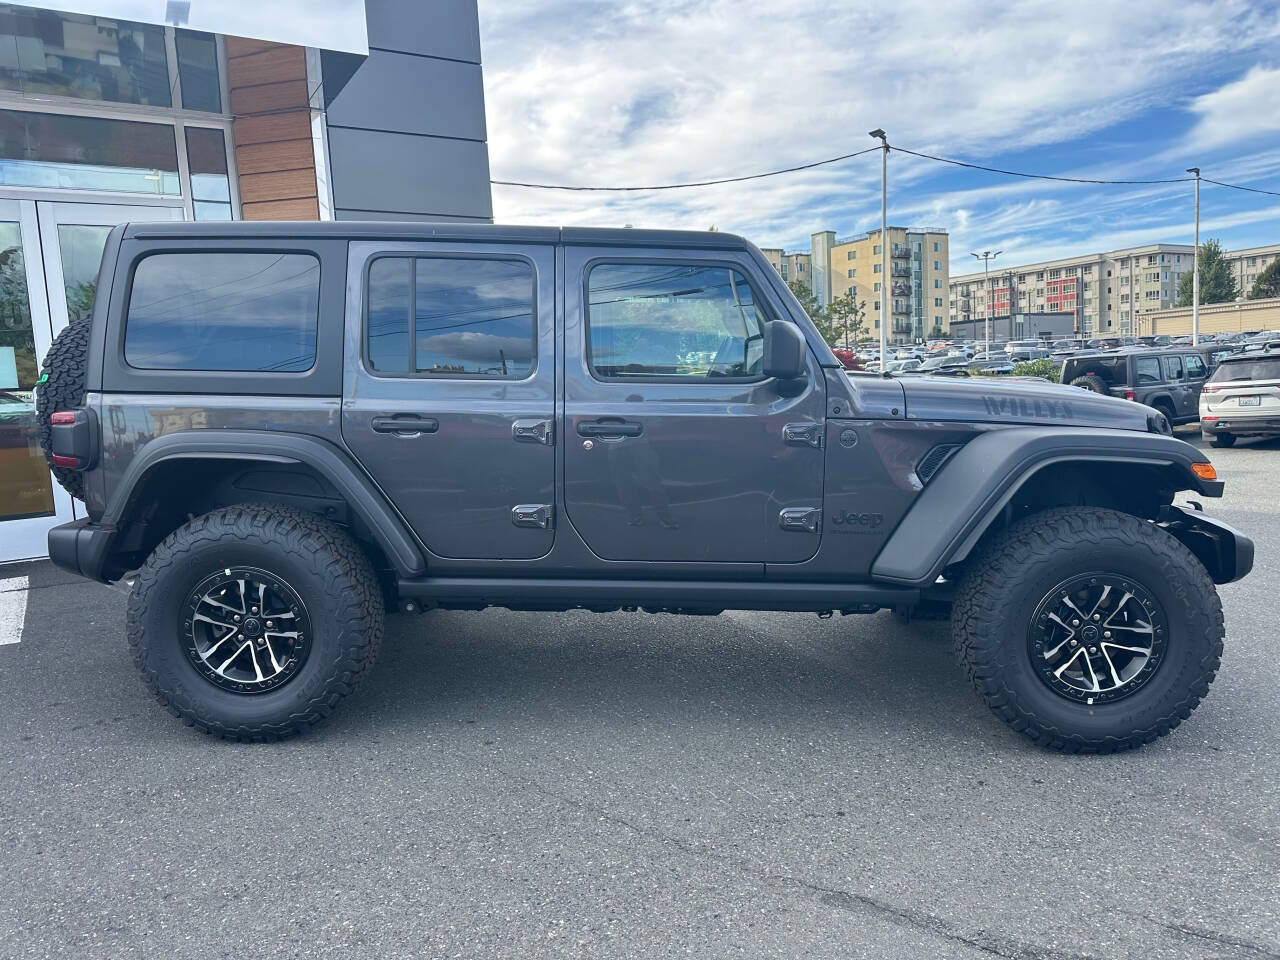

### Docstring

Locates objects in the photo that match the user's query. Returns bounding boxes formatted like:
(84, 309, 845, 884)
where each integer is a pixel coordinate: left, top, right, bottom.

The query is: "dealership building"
(0, 0, 494, 562)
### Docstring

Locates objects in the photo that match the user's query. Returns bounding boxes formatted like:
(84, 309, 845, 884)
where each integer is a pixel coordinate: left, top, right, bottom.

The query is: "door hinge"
(512, 418, 554, 445)
(783, 422, 822, 448)
(512, 503, 554, 529)
(778, 507, 821, 533)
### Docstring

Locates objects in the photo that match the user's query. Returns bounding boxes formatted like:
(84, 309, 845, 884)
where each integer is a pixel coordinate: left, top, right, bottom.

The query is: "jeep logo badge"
(831, 510, 883, 528)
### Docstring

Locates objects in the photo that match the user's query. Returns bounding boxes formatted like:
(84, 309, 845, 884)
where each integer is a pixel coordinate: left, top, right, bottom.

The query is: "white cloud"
(479, 0, 1280, 253)
(1186, 66, 1280, 149)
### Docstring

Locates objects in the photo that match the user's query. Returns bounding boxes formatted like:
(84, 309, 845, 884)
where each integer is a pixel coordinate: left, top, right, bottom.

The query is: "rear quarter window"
(124, 252, 320, 372)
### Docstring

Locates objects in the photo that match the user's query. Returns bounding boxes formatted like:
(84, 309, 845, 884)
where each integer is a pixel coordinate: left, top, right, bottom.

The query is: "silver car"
(1199, 345, 1280, 447)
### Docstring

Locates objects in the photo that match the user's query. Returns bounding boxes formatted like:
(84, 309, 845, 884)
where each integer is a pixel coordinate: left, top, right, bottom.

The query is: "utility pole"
(1187, 167, 1200, 346)
(971, 250, 1001, 358)
(870, 129, 888, 366)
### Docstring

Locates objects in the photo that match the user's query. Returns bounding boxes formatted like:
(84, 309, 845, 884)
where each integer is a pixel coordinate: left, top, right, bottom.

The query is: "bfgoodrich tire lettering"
(951, 507, 1224, 753)
(126, 504, 383, 741)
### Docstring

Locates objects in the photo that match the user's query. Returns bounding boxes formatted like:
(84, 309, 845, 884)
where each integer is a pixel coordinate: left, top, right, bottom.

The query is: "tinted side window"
(1164, 355, 1184, 381)
(365, 257, 535, 379)
(586, 263, 766, 380)
(1134, 357, 1161, 384)
(1185, 354, 1206, 379)
(125, 253, 319, 371)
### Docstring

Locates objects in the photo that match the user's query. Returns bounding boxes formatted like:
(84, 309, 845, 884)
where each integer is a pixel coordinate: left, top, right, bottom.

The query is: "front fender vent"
(915, 444, 962, 484)
(1147, 410, 1173, 435)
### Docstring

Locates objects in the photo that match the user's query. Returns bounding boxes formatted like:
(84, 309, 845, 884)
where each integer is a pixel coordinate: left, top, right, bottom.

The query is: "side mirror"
(762, 321, 806, 380)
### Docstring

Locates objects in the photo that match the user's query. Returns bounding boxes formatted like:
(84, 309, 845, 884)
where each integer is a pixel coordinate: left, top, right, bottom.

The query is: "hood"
(899, 375, 1156, 431)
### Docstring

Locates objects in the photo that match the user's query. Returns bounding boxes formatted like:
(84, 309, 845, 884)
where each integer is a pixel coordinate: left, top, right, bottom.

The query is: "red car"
(832, 348, 864, 371)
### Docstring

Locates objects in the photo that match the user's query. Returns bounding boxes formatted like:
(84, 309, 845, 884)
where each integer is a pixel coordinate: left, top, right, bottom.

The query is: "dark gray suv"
(1062, 346, 1222, 424)
(38, 222, 1252, 751)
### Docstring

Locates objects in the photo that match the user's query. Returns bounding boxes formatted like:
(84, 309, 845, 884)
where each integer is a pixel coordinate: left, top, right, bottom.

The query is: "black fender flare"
(100, 430, 425, 576)
(870, 426, 1222, 586)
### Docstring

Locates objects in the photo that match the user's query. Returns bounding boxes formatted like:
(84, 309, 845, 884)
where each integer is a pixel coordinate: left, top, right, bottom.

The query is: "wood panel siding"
(224, 35, 319, 221)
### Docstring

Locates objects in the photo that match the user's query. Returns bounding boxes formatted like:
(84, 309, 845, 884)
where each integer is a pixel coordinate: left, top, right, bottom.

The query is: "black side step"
(396, 577, 919, 614)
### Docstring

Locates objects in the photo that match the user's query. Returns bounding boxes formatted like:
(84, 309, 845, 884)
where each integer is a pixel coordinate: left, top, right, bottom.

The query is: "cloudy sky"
(478, 0, 1280, 276)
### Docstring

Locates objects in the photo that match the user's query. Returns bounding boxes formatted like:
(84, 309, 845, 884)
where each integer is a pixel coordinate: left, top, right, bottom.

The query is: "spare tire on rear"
(1069, 373, 1108, 394)
(35, 320, 90, 502)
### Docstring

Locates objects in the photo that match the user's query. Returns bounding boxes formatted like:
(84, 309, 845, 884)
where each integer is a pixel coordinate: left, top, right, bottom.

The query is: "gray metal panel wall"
(324, 0, 492, 222)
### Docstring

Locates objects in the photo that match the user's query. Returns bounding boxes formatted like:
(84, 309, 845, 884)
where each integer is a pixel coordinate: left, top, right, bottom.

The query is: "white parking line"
(0, 576, 28, 645)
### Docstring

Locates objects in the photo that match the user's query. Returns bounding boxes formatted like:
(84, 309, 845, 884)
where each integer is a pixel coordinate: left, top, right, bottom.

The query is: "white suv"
(1200, 345, 1280, 448)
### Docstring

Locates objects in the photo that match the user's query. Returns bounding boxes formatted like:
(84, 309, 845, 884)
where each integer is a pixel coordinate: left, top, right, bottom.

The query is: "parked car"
(1199, 344, 1280, 447)
(36, 222, 1251, 753)
(1062, 347, 1218, 425)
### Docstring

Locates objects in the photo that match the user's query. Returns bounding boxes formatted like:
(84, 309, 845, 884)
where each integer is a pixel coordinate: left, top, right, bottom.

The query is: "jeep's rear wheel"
(952, 507, 1223, 753)
(127, 504, 383, 740)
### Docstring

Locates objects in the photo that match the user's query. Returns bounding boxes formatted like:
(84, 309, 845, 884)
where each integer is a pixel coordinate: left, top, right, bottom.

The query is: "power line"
(1202, 177, 1280, 198)
(889, 146, 1195, 185)
(491, 144, 881, 191)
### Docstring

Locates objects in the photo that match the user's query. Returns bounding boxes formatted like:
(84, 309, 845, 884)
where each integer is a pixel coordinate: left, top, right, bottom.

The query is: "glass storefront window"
(185, 126, 232, 220)
(176, 29, 220, 113)
(0, 6, 171, 108)
(56, 224, 111, 323)
(0, 220, 54, 520)
(0, 109, 180, 194)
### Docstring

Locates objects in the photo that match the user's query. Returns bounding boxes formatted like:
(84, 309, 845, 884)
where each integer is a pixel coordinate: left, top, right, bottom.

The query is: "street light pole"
(971, 250, 1001, 358)
(1187, 167, 1200, 346)
(870, 128, 888, 366)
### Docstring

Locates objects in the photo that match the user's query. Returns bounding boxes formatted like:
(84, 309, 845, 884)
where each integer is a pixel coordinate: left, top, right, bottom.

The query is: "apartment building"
(808, 226, 949, 342)
(1229, 243, 1280, 294)
(760, 247, 812, 287)
(949, 241, 1280, 336)
(949, 244, 1194, 336)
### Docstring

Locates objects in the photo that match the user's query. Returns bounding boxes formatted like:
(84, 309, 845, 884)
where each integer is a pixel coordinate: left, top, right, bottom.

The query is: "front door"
(341, 241, 557, 561)
(561, 247, 826, 564)
(0, 200, 183, 563)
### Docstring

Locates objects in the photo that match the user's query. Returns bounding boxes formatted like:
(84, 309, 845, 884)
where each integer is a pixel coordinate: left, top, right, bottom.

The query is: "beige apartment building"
(786, 226, 948, 342)
(949, 242, 1280, 337)
(760, 247, 812, 288)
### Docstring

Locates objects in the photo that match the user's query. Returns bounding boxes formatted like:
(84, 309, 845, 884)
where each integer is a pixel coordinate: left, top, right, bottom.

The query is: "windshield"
(1210, 358, 1280, 382)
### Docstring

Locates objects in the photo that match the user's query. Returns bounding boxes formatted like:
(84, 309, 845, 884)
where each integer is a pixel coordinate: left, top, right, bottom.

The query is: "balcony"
(891, 244, 910, 258)
(890, 263, 910, 277)
(891, 282, 910, 297)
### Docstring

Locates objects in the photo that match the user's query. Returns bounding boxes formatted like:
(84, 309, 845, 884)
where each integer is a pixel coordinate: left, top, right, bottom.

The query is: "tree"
(787, 279, 823, 326)
(1177, 239, 1239, 306)
(826, 290, 867, 349)
(1248, 258, 1280, 300)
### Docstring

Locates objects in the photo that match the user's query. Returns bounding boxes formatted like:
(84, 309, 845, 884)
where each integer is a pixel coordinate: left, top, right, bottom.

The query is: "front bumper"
(1158, 505, 1254, 584)
(47, 519, 114, 582)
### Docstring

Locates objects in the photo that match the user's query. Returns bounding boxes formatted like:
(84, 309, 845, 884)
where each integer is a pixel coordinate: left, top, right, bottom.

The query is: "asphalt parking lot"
(1, 432, 1278, 960)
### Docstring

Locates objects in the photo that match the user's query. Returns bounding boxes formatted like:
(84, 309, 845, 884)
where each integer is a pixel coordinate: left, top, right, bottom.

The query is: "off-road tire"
(35, 320, 90, 501)
(952, 507, 1223, 753)
(1209, 433, 1236, 448)
(1069, 374, 1108, 394)
(126, 503, 384, 741)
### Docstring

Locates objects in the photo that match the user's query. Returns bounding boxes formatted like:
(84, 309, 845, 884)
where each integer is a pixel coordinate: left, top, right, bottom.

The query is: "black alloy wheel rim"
(1027, 574, 1168, 704)
(181, 566, 312, 694)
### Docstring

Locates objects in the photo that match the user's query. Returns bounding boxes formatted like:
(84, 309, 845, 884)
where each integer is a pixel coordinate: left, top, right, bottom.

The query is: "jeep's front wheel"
(126, 504, 383, 740)
(952, 507, 1223, 753)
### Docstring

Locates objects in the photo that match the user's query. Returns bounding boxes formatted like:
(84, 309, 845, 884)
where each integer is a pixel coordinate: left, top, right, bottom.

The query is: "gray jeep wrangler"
(40, 222, 1253, 750)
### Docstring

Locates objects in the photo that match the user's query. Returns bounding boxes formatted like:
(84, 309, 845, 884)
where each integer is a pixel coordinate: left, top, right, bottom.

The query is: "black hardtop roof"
(1067, 344, 1220, 360)
(120, 220, 755, 251)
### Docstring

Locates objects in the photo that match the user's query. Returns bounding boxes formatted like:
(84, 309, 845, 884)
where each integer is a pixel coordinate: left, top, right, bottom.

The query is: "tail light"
(1124, 390, 1136, 401)
(49, 408, 97, 470)
(1202, 383, 1223, 393)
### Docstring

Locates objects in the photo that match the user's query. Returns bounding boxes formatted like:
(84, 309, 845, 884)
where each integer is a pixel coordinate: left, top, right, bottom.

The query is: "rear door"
(341, 240, 556, 560)
(1184, 352, 1209, 407)
(560, 246, 826, 564)
(1162, 354, 1192, 418)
